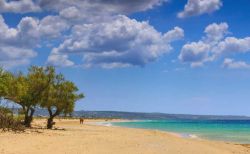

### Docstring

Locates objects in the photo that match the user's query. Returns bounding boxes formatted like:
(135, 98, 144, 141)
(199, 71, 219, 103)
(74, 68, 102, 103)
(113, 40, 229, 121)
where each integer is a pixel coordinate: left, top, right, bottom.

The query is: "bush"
(0, 107, 25, 132)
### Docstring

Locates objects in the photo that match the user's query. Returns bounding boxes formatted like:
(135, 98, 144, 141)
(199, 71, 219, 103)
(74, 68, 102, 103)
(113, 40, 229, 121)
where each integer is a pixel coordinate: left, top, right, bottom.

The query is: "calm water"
(110, 120, 250, 143)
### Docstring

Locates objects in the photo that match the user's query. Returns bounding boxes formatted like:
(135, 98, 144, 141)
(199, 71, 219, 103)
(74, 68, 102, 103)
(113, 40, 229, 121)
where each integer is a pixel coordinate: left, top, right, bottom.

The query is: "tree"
(40, 74, 84, 129)
(0, 70, 28, 115)
(0, 68, 25, 131)
(1, 66, 55, 127)
(20, 66, 55, 127)
(0, 66, 83, 128)
(18, 66, 55, 127)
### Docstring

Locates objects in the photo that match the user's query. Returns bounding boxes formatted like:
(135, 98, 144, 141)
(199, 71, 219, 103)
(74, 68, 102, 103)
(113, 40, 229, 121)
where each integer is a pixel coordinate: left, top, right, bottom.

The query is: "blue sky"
(1, 0, 250, 116)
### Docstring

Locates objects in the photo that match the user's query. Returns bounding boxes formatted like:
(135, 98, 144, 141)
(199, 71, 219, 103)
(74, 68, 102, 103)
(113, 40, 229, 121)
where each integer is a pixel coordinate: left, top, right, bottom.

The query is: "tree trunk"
(3, 98, 36, 128)
(47, 116, 54, 129)
(46, 108, 59, 129)
(24, 107, 35, 127)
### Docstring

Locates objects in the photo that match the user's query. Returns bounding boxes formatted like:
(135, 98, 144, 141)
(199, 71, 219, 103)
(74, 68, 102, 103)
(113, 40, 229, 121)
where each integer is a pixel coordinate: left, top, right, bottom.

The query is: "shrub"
(0, 107, 25, 132)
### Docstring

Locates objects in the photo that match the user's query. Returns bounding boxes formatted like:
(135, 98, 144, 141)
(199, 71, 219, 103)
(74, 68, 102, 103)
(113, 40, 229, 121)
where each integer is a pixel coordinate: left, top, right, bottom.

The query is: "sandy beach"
(0, 119, 249, 154)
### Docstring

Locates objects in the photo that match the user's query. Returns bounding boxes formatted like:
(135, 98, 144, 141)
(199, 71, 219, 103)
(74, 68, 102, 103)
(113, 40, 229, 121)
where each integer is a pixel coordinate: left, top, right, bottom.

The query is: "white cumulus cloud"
(0, 15, 37, 68)
(47, 15, 184, 68)
(38, 0, 168, 14)
(178, 0, 222, 18)
(222, 58, 250, 69)
(179, 22, 250, 68)
(178, 41, 211, 67)
(47, 53, 74, 67)
(0, 0, 180, 69)
(0, 0, 40, 13)
(213, 37, 250, 55)
(204, 22, 228, 43)
(0, 14, 69, 68)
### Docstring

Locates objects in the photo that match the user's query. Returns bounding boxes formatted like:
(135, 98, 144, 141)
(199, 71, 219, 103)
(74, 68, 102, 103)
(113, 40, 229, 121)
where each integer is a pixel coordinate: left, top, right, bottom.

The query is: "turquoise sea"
(110, 120, 250, 143)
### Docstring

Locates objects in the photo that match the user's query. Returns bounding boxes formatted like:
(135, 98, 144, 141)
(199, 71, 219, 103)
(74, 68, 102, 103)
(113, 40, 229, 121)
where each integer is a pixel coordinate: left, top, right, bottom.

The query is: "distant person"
(80, 118, 84, 124)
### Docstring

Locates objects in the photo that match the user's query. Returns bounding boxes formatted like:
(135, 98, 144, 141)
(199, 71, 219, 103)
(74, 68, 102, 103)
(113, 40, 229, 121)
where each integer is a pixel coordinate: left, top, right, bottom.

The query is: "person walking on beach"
(80, 118, 84, 124)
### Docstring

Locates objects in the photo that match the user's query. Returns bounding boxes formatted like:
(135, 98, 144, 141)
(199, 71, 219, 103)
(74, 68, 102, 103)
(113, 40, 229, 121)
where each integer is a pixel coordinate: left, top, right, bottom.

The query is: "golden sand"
(0, 119, 249, 154)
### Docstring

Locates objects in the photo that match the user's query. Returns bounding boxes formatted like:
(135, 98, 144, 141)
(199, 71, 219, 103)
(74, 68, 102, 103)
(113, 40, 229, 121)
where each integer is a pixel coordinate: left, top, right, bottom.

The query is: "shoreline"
(100, 119, 250, 144)
(0, 119, 249, 154)
(92, 119, 188, 138)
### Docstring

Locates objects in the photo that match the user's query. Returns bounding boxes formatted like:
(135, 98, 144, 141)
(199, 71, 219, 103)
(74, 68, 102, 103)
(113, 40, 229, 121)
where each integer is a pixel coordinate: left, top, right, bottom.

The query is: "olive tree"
(41, 74, 84, 129)
(1, 66, 55, 127)
(0, 66, 83, 128)
(0, 68, 25, 131)
(20, 66, 55, 127)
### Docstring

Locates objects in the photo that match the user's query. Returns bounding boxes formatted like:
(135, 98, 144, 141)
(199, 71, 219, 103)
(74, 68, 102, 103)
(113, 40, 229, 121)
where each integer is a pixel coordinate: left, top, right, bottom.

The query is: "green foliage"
(0, 68, 14, 98)
(41, 75, 84, 114)
(0, 66, 84, 129)
(26, 66, 55, 106)
(40, 72, 84, 129)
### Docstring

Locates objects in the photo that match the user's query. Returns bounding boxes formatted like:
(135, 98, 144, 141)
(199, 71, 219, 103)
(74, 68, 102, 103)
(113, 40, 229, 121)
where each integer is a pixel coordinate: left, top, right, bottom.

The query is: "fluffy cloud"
(0, 14, 69, 68)
(222, 58, 250, 69)
(0, 0, 174, 68)
(0, 0, 40, 13)
(0, 0, 167, 16)
(178, 0, 222, 18)
(0, 15, 69, 47)
(179, 22, 226, 66)
(164, 27, 185, 42)
(38, 16, 69, 38)
(0, 0, 167, 14)
(59, 6, 81, 20)
(47, 53, 74, 67)
(0, 15, 18, 44)
(204, 22, 228, 43)
(178, 41, 211, 67)
(179, 22, 250, 68)
(0, 46, 36, 61)
(0, 15, 36, 68)
(38, 0, 167, 14)
(213, 37, 250, 55)
(0, 46, 36, 68)
(44, 0, 168, 24)
(47, 15, 184, 68)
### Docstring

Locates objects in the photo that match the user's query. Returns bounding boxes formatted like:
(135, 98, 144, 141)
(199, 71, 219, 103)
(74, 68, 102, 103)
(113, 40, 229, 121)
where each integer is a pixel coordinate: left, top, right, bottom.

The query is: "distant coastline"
(11, 108, 250, 120)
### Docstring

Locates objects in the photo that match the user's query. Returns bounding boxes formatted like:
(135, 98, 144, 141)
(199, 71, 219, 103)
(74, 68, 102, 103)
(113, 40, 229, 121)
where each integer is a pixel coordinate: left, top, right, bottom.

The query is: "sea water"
(110, 119, 250, 143)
